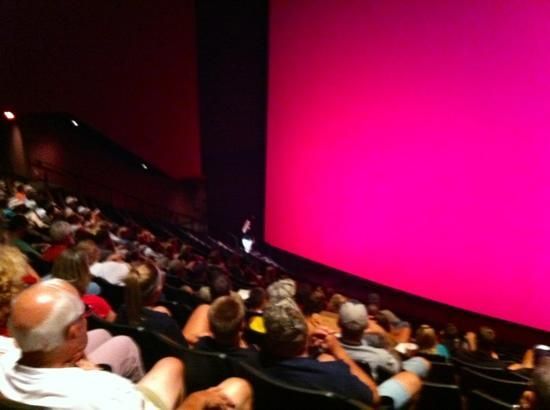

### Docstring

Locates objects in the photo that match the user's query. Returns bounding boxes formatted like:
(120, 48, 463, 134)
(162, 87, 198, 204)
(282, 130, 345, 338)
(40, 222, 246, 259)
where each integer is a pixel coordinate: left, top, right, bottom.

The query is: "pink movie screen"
(265, 0, 550, 331)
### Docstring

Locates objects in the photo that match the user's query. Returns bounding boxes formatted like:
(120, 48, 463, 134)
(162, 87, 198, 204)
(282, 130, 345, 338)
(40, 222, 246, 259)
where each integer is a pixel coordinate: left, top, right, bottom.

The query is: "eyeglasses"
(83, 304, 93, 319)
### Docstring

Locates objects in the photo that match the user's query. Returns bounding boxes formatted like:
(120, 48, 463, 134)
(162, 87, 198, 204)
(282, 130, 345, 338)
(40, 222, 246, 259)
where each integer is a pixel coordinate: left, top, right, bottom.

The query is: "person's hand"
(185, 387, 235, 409)
(464, 331, 477, 351)
(323, 333, 344, 356)
(75, 358, 101, 371)
(309, 326, 330, 351)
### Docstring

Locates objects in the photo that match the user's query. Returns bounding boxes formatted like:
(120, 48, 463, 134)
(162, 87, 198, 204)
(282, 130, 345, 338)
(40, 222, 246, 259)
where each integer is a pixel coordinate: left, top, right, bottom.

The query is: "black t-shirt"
(116, 305, 186, 345)
(195, 336, 260, 366)
(260, 356, 373, 405)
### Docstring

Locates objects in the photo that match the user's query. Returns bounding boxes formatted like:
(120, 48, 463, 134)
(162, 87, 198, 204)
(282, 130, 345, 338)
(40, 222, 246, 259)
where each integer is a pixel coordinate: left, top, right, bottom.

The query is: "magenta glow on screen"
(265, 0, 550, 331)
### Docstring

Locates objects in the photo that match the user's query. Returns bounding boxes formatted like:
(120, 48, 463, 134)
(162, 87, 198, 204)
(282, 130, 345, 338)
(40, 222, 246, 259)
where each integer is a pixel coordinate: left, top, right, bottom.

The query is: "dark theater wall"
(0, 0, 200, 179)
(197, 0, 268, 238)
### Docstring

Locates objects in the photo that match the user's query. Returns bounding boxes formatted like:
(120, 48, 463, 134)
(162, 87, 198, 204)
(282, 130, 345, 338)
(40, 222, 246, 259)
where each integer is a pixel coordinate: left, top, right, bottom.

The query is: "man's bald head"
(9, 279, 84, 352)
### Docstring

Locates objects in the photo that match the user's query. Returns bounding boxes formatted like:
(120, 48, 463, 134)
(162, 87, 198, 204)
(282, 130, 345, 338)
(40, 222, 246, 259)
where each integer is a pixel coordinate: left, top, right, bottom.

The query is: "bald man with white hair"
(0, 279, 185, 409)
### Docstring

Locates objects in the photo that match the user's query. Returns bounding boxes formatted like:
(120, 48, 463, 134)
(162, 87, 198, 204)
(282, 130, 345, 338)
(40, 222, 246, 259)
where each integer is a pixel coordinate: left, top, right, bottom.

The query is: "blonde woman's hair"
(51, 249, 91, 295)
(123, 262, 160, 326)
(0, 245, 30, 329)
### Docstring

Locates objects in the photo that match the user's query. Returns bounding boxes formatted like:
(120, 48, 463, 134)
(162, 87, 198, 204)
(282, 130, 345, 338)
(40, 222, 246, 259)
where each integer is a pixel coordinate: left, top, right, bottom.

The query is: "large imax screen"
(265, 0, 550, 331)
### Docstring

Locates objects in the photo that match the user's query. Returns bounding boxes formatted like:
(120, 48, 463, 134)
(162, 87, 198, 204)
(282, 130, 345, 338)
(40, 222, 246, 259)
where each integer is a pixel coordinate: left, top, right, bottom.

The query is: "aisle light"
(3, 111, 15, 120)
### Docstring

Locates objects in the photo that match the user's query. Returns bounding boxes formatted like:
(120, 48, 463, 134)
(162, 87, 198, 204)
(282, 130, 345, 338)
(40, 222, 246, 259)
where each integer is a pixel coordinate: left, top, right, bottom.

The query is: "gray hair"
(263, 300, 307, 357)
(49, 221, 73, 243)
(267, 279, 296, 303)
(8, 279, 84, 352)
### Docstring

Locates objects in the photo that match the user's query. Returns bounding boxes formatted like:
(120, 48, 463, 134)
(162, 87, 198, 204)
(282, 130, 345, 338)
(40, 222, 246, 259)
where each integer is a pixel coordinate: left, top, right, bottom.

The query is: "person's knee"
(218, 377, 253, 408)
(393, 371, 422, 395)
(403, 356, 430, 378)
(159, 356, 184, 371)
(91, 328, 112, 338)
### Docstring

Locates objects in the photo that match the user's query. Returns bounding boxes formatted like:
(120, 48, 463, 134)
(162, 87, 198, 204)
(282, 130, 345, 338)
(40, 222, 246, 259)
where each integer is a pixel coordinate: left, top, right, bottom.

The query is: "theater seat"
(180, 349, 235, 394)
(92, 277, 124, 311)
(87, 315, 188, 370)
(0, 395, 49, 410)
(469, 389, 521, 410)
(417, 352, 449, 363)
(416, 382, 462, 410)
(234, 361, 373, 410)
(426, 362, 456, 384)
(459, 367, 528, 404)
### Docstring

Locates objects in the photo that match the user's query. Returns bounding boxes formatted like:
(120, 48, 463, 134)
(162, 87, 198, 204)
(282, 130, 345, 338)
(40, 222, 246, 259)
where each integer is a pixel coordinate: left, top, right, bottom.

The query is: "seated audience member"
(439, 322, 466, 356)
(325, 293, 347, 314)
(52, 249, 116, 322)
(41, 220, 74, 263)
(244, 287, 268, 333)
(38, 279, 144, 381)
(118, 262, 187, 345)
(520, 357, 550, 410)
(0, 280, 185, 409)
(245, 287, 268, 315)
(456, 326, 511, 369)
(366, 293, 382, 318)
(261, 301, 421, 409)
(183, 274, 232, 345)
(195, 296, 259, 365)
(338, 300, 430, 382)
(415, 324, 450, 359)
(5, 215, 52, 276)
(0, 246, 33, 337)
(5, 215, 42, 260)
(267, 278, 297, 307)
(76, 239, 130, 286)
(377, 309, 412, 344)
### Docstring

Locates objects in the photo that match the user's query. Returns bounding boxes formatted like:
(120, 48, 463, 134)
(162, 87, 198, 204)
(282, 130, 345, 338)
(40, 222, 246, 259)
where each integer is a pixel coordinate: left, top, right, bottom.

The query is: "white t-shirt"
(0, 361, 157, 410)
(90, 261, 130, 286)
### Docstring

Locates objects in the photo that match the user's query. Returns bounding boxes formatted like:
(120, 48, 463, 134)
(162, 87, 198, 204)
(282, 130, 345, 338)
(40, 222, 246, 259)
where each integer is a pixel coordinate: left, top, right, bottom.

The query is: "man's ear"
(520, 390, 535, 409)
(66, 322, 80, 341)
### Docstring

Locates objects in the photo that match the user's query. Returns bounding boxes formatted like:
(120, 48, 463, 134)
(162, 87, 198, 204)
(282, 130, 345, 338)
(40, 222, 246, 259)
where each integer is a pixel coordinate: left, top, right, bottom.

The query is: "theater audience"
(76, 239, 130, 286)
(0, 280, 185, 408)
(338, 300, 430, 382)
(51, 249, 116, 322)
(41, 220, 74, 263)
(261, 300, 421, 409)
(456, 326, 509, 368)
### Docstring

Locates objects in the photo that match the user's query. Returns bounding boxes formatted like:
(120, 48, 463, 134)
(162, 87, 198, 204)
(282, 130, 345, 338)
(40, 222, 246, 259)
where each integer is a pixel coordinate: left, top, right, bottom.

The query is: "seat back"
(234, 361, 372, 410)
(459, 367, 528, 404)
(417, 352, 449, 363)
(93, 277, 124, 310)
(87, 315, 187, 371)
(157, 300, 194, 328)
(179, 348, 235, 394)
(469, 390, 521, 410)
(0, 396, 49, 410)
(163, 285, 200, 308)
(416, 382, 462, 410)
(427, 362, 456, 384)
(451, 356, 523, 381)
